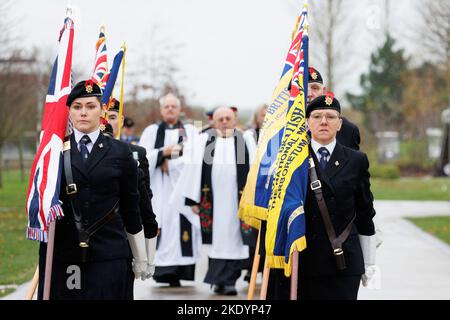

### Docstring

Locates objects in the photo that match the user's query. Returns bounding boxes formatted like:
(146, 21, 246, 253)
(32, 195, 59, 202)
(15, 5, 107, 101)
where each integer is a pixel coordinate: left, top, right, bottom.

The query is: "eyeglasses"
(309, 113, 340, 122)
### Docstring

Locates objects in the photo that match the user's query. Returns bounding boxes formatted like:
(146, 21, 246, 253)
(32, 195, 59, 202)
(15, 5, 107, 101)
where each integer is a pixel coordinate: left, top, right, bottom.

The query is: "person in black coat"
(38, 80, 148, 300)
(265, 68, 363, 299)
(104, 98, 158, 298)
(297, 93, 375, 299)
(268, 93, 375, 300)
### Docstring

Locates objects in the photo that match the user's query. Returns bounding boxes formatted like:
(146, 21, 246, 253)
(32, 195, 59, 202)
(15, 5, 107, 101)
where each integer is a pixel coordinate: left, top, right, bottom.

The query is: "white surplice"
(139, 123, 201, 267)
(210, 136, 248, 259)
(174, 131, 257, 261)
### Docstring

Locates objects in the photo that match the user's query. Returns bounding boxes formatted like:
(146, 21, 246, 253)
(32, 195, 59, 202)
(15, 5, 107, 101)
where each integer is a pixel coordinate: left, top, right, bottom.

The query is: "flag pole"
(25, 266, 39, 300)
(247, 226, 261, 300)
(290, 249, 299, 300)
(43, 221, 56, 300)
(259, 257, 270, 300)
(117, 43, 126, 140)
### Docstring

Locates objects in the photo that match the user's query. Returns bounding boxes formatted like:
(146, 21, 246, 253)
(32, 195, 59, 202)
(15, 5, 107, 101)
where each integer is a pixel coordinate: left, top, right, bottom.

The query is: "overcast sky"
(10, 0, 421, 112)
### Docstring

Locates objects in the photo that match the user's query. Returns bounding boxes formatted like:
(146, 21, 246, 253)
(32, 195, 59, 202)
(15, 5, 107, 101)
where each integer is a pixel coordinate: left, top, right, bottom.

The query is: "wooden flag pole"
(25, 266, 39, 300)
(290, 250, 299, 300)
(259, 257, 270, 300)
(117, 43, 126, 141)
(247, 227, 261, 300)
(43, 221, 56, 300)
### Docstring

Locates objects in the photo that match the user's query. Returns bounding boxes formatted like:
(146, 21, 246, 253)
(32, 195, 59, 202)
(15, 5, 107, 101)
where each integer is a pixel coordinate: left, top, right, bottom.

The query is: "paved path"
(3, 200, 450, 300)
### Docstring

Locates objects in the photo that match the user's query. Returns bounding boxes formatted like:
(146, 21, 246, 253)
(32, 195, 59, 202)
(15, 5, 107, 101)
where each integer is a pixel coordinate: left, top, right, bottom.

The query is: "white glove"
(141, 236, 157, 280)
(359, 234, 381, 289)
(361, 265, 381, 289)
(126, 230, 148, 279)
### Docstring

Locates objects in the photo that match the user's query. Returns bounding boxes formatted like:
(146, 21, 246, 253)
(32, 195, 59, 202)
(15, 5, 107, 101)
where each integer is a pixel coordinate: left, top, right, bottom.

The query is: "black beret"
(109, 98, 120, 112)
(308, 67, 323, 84)
(287, 67, 324, 91)
(206, 108, 215, 117)
(66, 80, 102, 107)
(123, 117, 135, 128)
(306, 92, 341, 118)
(102, 123, 114, 137)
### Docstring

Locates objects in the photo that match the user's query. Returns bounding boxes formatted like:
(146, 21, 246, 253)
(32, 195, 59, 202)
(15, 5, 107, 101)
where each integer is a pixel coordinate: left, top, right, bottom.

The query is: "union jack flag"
(91, 26, 109, 91)
(26, 17, 74, 242)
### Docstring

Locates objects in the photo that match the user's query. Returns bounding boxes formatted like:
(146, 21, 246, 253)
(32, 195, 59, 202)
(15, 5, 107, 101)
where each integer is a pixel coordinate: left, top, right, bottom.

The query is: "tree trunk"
(0, 143, 3, 189)
(18, 135, 25, 182)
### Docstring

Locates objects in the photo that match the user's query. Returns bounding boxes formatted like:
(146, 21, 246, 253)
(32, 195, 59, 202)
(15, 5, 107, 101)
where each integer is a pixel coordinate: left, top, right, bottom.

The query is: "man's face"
(213, 107, 236, 137)
(307, 109, 342, 145)
(256, 107, 267, 128)
(160, 96, 181, 124)
(308, 82, 326, 105)
(107, 110, 123, 137)
(69, 97, 104, 133)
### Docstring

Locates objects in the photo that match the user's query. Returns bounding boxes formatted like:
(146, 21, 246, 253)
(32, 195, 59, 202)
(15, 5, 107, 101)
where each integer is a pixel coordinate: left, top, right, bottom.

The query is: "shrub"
(370, 163, 400, 179)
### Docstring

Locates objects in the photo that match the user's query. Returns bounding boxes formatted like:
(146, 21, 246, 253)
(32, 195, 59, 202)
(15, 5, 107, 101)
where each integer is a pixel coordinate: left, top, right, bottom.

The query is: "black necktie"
(79, 135, 91, 165)
(318, 147, 330, 169)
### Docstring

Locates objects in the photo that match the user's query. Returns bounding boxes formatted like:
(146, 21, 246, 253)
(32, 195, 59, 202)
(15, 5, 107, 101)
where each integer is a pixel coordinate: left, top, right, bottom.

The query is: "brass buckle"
(310, 180, 322, 190)
(66, 184, 77, 195)
(79, 242, 89, 248)
(333, 248, 343, 256)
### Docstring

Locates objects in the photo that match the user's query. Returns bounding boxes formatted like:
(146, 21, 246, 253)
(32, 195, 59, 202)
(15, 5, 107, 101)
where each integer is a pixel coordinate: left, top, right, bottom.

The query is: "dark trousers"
(298, 274, 361, 300)
(266, 268, 361, 300)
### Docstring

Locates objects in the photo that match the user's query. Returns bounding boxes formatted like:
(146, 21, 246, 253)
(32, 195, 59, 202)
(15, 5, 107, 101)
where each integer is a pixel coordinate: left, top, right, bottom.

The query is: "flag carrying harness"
(308, 157, 355, 270)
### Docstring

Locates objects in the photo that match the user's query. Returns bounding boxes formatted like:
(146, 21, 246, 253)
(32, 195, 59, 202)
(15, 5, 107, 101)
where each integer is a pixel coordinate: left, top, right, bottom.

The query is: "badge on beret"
(325, 91, 335, 106)
(309, 67, 318, 80)
(85, 80, 94, 94)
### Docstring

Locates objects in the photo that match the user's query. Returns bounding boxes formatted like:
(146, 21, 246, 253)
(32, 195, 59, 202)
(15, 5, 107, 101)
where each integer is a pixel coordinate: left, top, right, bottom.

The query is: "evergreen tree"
(346, 34, 409, 135)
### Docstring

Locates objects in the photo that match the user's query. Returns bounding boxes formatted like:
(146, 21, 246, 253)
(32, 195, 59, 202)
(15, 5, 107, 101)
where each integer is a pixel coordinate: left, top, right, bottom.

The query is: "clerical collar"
(73, 127, 100, 145)
(164, 121, 180, 129)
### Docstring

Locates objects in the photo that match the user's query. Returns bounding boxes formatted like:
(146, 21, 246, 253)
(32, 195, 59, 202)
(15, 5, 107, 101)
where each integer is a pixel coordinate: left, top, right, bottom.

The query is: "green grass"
(0, 170, 38, 296)
(0, 169, 29, 209)
(407, 216, 450, 245)
(371, 177, 450, 201)
(0, 209, 38, 286)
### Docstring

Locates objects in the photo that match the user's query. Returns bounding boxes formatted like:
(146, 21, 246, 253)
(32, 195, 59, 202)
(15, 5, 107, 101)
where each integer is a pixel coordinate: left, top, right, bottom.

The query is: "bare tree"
(125, 23, 196, 132)
(0, 51, 41, 188)
(0, 1, 16, 57)
(286, 0, 358, 94)
(419, 0, 450, 72)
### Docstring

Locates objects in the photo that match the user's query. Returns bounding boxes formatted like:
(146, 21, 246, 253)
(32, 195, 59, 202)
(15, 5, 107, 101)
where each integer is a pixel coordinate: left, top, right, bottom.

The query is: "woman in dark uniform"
(38, 80, 148, 300)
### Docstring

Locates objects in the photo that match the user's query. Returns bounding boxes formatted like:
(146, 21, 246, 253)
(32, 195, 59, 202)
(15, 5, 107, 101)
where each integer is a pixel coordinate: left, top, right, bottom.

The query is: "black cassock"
(185, 129, 254, 286)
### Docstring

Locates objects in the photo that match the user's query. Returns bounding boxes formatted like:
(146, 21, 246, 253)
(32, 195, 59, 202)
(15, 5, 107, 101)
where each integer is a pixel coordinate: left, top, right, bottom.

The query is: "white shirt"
(73, 128, 100, 153)
(311, 138, 336, 163)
